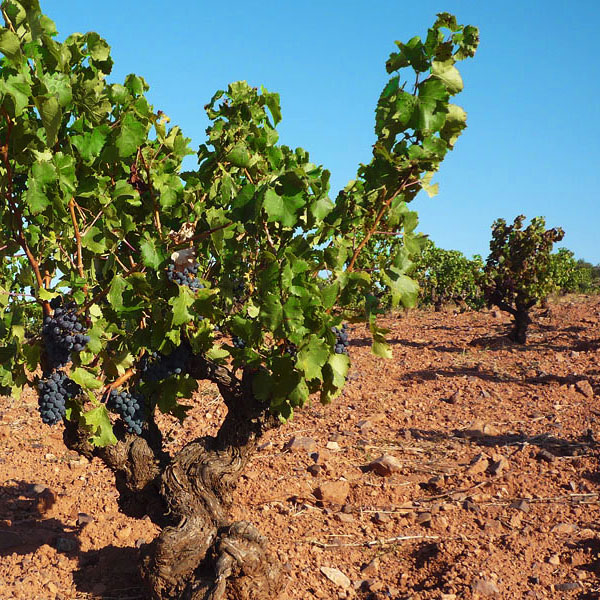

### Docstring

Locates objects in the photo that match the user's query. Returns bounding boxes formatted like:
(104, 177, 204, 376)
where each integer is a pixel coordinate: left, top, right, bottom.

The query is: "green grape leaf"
(35, 96, 62, 147)
(170, 286, 194, 327)
(263, 189, 304, 227)
(139, 235, 164, 269)
(70, 367, 103, 390)
(296, 335, 329, 381)
(116, 112, 146, 157)
(81, 405, 117, 447)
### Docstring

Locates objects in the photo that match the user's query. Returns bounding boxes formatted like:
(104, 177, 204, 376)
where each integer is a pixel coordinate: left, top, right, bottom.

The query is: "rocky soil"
(1, 296, 600, 599)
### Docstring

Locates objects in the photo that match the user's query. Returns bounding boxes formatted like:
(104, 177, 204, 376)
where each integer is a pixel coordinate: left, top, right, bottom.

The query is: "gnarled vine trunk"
(63, 357, 284, 600)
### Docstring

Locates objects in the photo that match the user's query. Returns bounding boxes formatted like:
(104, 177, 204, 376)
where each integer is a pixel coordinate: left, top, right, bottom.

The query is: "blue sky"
(48, 1, 599, 263)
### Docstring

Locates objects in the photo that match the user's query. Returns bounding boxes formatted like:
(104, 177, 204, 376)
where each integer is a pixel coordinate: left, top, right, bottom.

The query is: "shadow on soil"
(0, 480, 145, 598)
(404, 427, 598, 459)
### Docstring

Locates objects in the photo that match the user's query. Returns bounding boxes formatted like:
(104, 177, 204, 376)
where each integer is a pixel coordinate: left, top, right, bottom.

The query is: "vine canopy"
(0, 1, 479, 443)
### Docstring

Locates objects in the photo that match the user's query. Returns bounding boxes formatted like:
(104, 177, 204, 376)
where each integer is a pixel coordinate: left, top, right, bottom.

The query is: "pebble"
(511, 499, 531, 513)
(488, 455, 509, 476)
(416, 512, 432, 526)
(551, 522, 578, 535)
(466, 453, 490, 476)
(536, 449, 555, 463)
(471, 577, 500, 595)
(284, 436, 317, 453)
(76, 513, 94, 527)
(320, 566, 351, 589)
(307, 464, 321, 476)
(368, 455, 402, 477)
(326, 441, 341, 451)
(361, 558, 379, 577)
(314, 480, 350, 505)
(548, 554, 561, 566)
(575, 379, 594, 398)
(335, 512, 354, 523)
(461, 421, 499, 438)
(554, 582, 580, 591)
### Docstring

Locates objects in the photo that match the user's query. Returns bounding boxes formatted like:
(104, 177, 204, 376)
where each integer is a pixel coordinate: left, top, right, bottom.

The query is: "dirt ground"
(1, 296, 600, 600)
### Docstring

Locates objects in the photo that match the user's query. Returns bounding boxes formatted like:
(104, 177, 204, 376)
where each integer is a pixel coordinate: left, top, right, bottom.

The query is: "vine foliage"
(0, 3, 478, 597)
(483, 215, 564, 344)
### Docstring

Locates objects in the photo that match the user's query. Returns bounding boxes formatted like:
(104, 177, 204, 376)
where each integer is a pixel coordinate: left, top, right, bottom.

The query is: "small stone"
(368, 454, 402, 477)
(321, 566, 351, 589)
(536, 449, 555, 463)
(55, 537, 77, 553)
(284, 436, 317, 453)
(115, 525, 132, 541)
(575, 380, 594, 398)
(510, 499, 531, 513)
(548, 554, 561, 566)
(416, 512, 432, 526)
(373, 511, 390, 524)
(326, 441, 341, 451)
(461, 421, 499, 438)
(488, 455, 509, 476)
(463, 499, 480, 513)
(361, 558, 379, 577)
(472, 577, 500, 595)
(30, 483, 48, 494)
(466, 453, 490, 475)
(76, 513, 94, 527)
(307, 464, 321, 477)
(335, 512, 354, 523)
(314, 480, 350, 505)
(551, 522, 578, 535)
(555, 582, 580, 591)
(45, 581, 58, 594)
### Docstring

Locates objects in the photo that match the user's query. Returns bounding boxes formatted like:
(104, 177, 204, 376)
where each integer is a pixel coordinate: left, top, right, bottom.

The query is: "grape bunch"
(167, 262, 204, 291)
(332, 323, 350, 355)
(283, 342, 297, 358)
(106, 388, 145, 435)
(232, 278, 246, 300)
(139, 342, 193, 382)
(37, 371, 81, 425)
(232, 336, 246, 349)
(42, 297, 90, 369)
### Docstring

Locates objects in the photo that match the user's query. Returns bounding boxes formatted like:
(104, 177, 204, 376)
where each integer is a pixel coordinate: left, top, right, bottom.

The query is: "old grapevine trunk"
(64, 356, 284, 600)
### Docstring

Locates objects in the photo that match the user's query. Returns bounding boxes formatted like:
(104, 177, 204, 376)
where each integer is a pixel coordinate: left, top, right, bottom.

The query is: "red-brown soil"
(1, 296, 600, 600)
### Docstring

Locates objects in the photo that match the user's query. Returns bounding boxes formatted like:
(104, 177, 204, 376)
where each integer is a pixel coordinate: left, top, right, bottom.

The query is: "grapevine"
(0, 4, 479, 598)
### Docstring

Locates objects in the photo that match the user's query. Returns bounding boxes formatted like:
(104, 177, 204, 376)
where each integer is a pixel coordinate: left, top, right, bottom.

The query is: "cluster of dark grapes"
(106, 388, 145, 435)
(37, 371, 81, 425)
(232, 279, 246, 299)
(232, 336, 246, 349)
(332, 323, 350, 355)
(167, 262, 204, 291)
(139, 342, 193, 382)
(283, 342, 297, 358)
(42, 297, 90, 369)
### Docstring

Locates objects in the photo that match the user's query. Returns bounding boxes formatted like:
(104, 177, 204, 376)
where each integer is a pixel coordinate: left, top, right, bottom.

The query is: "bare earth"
(1, 296, 600, 600)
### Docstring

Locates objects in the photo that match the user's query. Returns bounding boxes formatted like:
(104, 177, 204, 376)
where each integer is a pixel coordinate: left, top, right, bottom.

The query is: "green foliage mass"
(412, 239, 484, 310)
(548, 248, 600, 295)
(482, 215, 564, 343)
(0, 2, 479, 444)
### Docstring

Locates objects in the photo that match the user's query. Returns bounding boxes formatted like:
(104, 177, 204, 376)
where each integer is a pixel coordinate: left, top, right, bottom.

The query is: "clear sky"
(47, 1, 599, 263)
